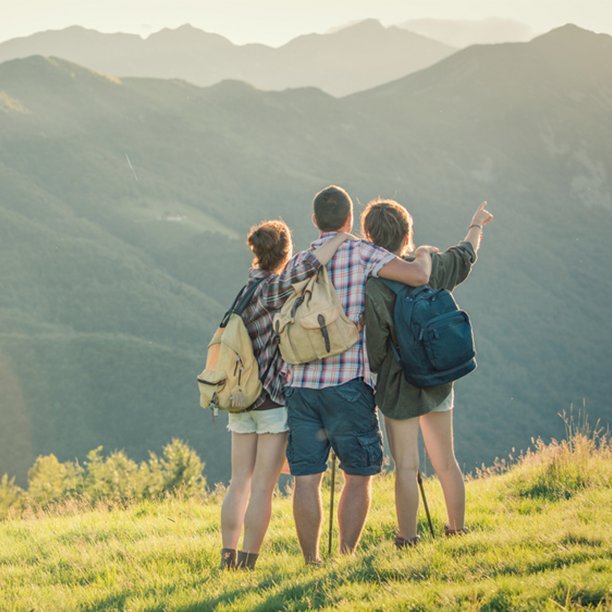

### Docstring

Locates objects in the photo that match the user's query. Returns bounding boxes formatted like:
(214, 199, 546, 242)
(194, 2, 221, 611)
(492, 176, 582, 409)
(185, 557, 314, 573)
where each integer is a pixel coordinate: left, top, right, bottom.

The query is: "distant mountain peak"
(346, 18, 384, 31)
(148, 23, 205, 36)
(552, 23, 591, 32)
(145, 23, 231, 45)
(398, 16, 534, 47)
(529, 23, 611, 52)
(533, 23, 596, 41)
(0, 20, 456, 96)
(208, 79, 257, 94)
(60, 25, 92, 33)
(289, 18, 385, 43)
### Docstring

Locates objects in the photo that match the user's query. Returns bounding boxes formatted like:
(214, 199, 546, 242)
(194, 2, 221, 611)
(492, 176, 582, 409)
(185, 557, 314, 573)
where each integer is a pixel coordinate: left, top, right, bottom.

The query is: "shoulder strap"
(234, 278, 265, 315)
(259, 342, 280, 383)
(381, 278, 410, 295)
(381, 279, 431, 300)
(220, 278, 265, 328)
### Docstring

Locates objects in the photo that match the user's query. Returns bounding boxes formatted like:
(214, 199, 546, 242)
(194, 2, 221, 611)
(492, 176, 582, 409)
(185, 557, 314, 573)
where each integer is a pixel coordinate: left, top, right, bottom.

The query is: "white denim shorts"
(227, 406, 289, 435)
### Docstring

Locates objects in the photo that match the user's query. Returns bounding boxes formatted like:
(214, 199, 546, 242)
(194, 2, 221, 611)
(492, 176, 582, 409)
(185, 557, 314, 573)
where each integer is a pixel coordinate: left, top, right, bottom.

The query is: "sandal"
(444, 525, 470, 537)
(394, 533, 421, 549)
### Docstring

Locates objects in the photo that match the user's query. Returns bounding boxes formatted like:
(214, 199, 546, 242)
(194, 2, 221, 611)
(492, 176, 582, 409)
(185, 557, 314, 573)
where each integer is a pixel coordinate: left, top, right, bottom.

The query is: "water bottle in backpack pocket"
(381, 281, 477, 387)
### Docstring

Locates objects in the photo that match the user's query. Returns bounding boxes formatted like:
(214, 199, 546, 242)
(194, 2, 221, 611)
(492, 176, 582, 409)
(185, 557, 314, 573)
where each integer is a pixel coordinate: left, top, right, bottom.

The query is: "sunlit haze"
(2, 0, 612, 45)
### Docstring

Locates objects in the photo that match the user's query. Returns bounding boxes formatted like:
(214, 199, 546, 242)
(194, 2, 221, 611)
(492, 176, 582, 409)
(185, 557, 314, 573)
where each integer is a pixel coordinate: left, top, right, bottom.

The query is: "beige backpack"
(273, 266, 359, 364)
(197, 281, 264, 413)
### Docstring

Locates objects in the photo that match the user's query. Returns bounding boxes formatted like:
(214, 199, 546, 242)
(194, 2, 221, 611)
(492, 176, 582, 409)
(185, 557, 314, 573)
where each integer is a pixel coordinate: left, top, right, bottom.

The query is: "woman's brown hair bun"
(247, 220, 293, 272)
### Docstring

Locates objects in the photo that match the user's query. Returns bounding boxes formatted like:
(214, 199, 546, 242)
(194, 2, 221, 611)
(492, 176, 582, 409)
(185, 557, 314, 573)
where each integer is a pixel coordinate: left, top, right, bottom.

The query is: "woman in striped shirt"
(220, 220, 350, 570)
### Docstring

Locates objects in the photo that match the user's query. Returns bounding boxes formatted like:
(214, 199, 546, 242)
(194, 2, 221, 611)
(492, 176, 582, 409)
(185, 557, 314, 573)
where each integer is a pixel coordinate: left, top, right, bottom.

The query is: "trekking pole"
(327, 451, 337, 556)
(417, 470, 435, 538)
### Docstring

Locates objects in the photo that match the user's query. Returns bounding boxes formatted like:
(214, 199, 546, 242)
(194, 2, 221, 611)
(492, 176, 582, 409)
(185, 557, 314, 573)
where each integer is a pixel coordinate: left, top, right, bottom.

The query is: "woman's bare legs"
(384, 415, 420, 540)
(221, 432, 257, 549)
(242, 432, 288, 553)
(420, 410, 465, 530)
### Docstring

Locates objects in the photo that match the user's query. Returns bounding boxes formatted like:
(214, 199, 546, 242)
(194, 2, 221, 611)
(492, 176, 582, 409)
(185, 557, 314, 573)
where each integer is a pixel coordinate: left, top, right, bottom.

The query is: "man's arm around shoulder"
(378, 246, 437, 287)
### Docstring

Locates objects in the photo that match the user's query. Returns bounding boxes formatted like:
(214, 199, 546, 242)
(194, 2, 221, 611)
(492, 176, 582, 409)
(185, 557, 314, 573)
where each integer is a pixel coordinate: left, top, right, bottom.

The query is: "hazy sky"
(2, 0, 612, 45)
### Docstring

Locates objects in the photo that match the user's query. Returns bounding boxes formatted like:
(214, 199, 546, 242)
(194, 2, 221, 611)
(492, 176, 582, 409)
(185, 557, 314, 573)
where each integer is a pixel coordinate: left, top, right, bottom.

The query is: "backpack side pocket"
(423, 311, 475, 372)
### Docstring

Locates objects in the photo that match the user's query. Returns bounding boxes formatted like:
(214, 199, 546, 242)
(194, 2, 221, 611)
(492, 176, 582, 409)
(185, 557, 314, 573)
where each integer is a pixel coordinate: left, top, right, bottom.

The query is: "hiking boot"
(236, 550, 259, 570)
(394, 533, 421, 549)
(220, 548, 237, 570)
(444, 525, 470, 537)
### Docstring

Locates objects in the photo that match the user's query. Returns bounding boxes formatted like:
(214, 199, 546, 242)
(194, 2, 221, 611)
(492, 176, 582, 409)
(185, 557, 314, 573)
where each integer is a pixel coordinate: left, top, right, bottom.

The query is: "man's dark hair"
(313, 185, 353, 232)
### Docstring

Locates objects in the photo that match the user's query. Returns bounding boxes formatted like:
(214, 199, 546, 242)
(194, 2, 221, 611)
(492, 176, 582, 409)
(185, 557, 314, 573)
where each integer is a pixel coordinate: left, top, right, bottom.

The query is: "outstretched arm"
(464, 201, 493, 252)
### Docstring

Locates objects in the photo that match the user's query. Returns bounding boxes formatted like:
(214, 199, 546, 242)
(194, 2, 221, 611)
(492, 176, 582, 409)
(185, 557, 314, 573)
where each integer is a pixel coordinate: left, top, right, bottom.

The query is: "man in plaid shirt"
(285, 185, 435, 564)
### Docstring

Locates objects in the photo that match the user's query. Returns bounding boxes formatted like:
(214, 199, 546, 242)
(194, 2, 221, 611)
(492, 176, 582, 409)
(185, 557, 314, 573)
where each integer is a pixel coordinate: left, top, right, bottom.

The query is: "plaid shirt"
(288, 233, 395, 389)
(239, 252, 320, 408)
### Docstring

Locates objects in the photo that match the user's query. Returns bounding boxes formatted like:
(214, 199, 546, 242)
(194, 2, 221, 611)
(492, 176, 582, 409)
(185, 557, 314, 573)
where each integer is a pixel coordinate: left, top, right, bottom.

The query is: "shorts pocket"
(335, 430, 383, 471)
(356, 432, 383, 469)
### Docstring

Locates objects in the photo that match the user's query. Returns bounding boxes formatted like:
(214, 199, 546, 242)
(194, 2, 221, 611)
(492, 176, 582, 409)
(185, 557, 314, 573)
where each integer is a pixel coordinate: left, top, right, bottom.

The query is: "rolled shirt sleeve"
(359, 241, 395, 278)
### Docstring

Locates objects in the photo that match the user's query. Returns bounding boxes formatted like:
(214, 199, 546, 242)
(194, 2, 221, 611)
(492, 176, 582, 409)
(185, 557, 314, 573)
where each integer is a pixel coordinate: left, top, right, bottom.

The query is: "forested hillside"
(0, 24, 611, 485)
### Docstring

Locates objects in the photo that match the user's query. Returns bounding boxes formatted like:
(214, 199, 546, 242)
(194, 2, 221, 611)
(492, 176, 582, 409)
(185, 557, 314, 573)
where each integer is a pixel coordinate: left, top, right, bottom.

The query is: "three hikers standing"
(200, 184, 493, 568)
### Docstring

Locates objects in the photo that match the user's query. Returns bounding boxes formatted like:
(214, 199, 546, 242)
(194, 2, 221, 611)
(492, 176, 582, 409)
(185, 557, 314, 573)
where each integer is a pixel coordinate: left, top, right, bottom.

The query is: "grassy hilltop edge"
(0, 426, 610, 611)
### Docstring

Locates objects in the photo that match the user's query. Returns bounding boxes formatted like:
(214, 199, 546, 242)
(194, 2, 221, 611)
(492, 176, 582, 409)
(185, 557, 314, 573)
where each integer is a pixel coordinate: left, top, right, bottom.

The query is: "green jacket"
(365, 242, 476, 420)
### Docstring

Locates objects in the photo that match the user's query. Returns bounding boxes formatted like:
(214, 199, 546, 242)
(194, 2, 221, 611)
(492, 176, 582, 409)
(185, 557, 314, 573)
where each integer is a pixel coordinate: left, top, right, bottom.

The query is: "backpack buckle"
(208, 394, 219, 418)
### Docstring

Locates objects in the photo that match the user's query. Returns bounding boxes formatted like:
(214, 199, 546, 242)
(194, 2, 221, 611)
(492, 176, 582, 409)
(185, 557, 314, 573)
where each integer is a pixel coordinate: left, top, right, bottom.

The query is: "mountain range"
(399, 17, 535, 48)
(0, 24, 611, 485)
(0, 20, 455, 96)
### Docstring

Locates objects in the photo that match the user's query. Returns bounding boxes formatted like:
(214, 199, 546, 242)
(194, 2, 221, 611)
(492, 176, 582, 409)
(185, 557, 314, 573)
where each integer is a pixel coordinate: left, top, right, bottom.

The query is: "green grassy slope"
(0, 435, 610, 610)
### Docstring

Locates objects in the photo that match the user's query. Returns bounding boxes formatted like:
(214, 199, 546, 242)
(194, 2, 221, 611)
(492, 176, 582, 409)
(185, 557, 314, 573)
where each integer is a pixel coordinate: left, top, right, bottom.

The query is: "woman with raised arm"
(362, 200, 493, 547)
(219, 220, 350, 570)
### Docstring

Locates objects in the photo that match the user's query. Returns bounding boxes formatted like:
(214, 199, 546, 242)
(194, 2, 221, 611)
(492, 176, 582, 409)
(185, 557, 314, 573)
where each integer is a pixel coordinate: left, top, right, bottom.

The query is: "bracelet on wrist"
(468, 224, 483, 231)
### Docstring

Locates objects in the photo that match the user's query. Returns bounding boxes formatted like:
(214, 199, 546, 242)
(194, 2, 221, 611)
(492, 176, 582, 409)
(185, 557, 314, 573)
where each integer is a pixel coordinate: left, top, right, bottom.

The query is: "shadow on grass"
(177, 573, 328, 611)
(249, 576, 336, 611)
(177, 559, 385, 611)
(82, 591, 129, 612)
